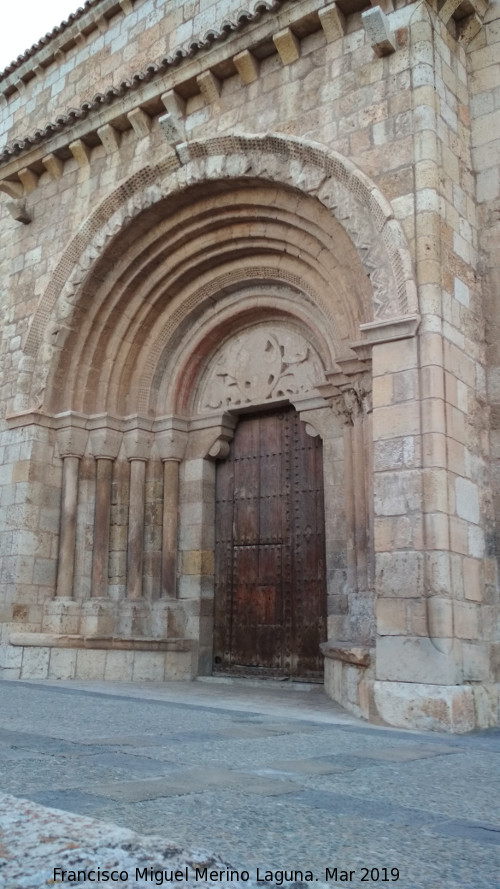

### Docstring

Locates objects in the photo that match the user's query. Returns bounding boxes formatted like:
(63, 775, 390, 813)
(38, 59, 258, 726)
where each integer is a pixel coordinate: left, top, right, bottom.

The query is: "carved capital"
(332, 376, 372, 426)
(89, 427, 122, 460)
(155, 417, 189, 462)
(123, 428, 152, 461)
(56, 425, 88, 458)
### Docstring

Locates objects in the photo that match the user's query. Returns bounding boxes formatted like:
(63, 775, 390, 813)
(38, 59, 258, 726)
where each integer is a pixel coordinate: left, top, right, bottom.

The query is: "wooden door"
(213, 407, 327, 679)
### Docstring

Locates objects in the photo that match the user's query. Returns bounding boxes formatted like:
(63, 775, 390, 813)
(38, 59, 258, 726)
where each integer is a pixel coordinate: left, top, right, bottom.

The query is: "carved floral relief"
(199, 326, 325, 412)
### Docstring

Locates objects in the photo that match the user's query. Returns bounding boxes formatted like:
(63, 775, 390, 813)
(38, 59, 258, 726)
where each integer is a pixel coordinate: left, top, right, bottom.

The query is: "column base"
(2, 633, 197, 682)
(370, 680, 500, 733)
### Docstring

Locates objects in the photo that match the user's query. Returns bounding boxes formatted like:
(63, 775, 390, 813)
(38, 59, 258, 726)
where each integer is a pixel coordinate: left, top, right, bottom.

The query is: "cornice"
(0, 0, 123, 87)
(0, 0, 289, 165)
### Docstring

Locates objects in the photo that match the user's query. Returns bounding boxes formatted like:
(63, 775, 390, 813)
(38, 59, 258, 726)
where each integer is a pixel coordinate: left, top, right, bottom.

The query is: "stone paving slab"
(0, 678, 499, 889)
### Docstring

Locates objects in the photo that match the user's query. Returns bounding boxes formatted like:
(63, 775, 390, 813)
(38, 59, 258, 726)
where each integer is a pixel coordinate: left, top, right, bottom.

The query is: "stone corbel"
(0, 179, 31, 223)
(127, 107, 152, 139)
(42, 153, 64, 179)
(185, 414, 236, 461)
(197, 70, 221, 104)
(97, 123, 121, 155)
(159, 90, 186, 147)
(69, 139, 91, 167)
(438, 0, 488, 24)
(297, 405, 337, 441)
(205, 417, 237, 460)
(18, 168, 38, 193)
(437, 0, 488, 44)
(361, 7, 396, 56)
(0, 180, 23, 199)
(318, 3, 346, 43)
(4, 200, 31, 224)
(207, 437, 231, 460)
(273, 27, 300, 65)
(233, 50, 259, 85)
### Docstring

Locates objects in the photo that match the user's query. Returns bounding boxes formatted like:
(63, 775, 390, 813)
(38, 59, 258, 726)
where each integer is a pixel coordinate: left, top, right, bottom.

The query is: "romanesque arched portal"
(6, 135, 420, 718)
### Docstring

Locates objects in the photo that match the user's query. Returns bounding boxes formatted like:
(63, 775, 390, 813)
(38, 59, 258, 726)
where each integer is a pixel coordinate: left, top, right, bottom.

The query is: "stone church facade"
(0, 0, 499, 732)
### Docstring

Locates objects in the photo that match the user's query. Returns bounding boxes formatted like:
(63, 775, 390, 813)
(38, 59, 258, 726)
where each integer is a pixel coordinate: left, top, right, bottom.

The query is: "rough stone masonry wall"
(0, 0, 255, 149)
(0, 0, 419, 623)
(0, 0, 498, 726)
(471, 0, 500, 683)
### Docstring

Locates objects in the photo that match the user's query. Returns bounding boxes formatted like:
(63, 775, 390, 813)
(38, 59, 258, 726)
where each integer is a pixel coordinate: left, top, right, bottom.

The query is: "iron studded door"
(213, 407, 327, 678)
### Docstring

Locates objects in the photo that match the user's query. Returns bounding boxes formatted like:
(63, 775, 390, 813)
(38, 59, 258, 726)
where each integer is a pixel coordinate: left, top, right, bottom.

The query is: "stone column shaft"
(91, 458, 113, 597)
(126, 459, 146, 599)
(162, 459, 180, 597)
(352, 415, 368, 591)
(56, 455, 80, 597)
(343, 424, 357, 590)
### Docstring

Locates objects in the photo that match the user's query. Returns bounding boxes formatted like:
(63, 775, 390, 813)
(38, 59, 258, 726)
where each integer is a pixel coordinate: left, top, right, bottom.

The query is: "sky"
(1, 0, 83, 72)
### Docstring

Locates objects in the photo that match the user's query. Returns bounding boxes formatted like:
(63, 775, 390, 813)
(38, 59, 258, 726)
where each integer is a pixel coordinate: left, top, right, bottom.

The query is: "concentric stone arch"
(18, 133, 417, 415)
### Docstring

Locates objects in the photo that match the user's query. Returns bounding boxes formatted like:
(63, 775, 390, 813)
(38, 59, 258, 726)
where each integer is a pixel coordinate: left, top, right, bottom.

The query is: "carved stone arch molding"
(14, 133, 418, 417)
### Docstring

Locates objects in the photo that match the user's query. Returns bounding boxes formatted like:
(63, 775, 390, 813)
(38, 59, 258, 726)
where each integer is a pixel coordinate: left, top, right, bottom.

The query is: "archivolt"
(19, 133, 417, 416)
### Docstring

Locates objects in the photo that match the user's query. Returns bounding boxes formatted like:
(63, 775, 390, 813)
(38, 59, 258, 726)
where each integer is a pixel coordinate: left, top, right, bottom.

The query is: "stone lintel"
(318, 3, 346, 42)
(361, 7, 396, 56)
(273, 27, 300, 65)
(321, 641, 371, 667)
(127, 107, 151, 138)
(69, 139, 91, 166)
(197, 70, 221, 104)
(18, 167, 38, 193)
(9, 632, 193, 652)
(233, 49, 260, 84)
(42, 153, 64, 179)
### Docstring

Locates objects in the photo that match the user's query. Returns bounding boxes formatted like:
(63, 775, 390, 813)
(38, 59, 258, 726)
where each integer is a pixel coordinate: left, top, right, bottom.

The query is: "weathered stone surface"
(0, 792, 285, 889)
(0, 0, 498, 732)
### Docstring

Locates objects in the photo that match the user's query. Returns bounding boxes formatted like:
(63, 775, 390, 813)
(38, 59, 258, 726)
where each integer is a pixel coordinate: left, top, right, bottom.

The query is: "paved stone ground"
(0, 677, 499, 889)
